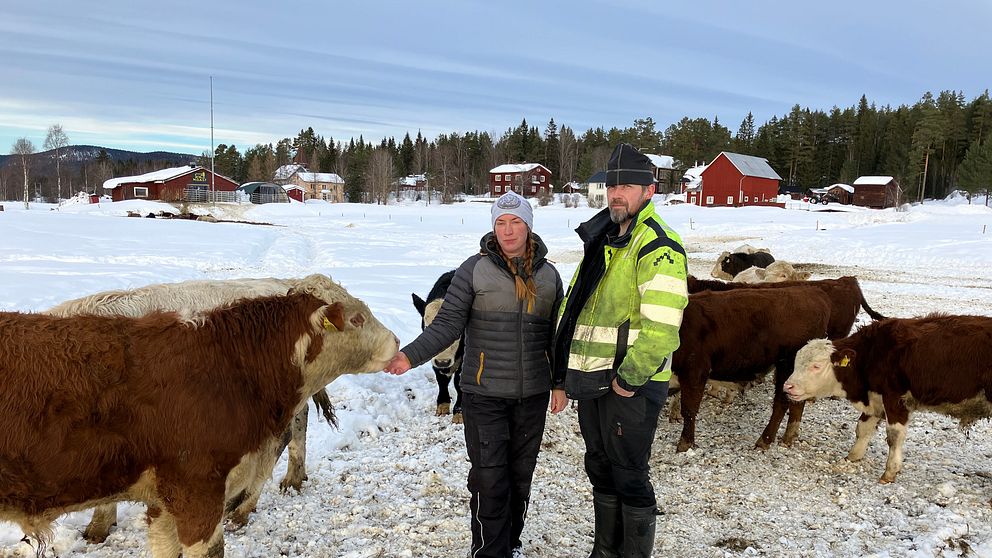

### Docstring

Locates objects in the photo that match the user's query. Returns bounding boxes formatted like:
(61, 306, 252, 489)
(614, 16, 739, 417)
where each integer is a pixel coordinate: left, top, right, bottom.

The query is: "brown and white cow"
(672, 286, 831, 452)
(731, 261, 812, 283)
(46, 276, 342, 542)
(784, 314, 992, 483)
(0, 277, 398, 558)
(710, 250, 775, 280)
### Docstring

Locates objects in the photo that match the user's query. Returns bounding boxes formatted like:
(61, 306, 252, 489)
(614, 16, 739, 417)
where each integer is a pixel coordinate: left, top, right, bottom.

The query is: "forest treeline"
(4, 89, 991, 203)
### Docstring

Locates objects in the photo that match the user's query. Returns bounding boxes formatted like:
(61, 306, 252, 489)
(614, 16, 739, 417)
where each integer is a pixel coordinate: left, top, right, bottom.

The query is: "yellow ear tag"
(322, 317, 339, 331)
(839, 356, 850, 367)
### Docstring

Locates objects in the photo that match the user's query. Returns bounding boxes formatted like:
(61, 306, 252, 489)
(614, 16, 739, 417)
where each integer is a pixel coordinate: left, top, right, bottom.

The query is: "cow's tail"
(311, 389, 338, 428)
(860, 296, 887, 321)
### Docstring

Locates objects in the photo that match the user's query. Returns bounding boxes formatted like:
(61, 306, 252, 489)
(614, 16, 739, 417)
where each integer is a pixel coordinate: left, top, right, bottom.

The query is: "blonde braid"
(500, 234, 538, 313)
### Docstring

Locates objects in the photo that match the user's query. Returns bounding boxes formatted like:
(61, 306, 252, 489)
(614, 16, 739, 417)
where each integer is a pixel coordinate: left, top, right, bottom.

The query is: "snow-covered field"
(1, 194, 991, 558)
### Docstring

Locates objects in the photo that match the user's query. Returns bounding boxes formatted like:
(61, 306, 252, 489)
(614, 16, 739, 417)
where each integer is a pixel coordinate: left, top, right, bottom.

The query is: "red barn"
(691, 152, 782, 207)
(489, 163, 552, 198)
(102, 165, 239, 202)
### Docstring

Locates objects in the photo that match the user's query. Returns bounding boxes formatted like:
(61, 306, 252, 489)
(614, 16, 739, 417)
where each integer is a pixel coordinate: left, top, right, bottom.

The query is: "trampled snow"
(1, 195, 991, 557)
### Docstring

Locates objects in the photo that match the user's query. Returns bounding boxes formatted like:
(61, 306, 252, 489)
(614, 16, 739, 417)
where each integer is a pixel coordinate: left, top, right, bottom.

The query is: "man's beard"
(609, 204, 631, 224)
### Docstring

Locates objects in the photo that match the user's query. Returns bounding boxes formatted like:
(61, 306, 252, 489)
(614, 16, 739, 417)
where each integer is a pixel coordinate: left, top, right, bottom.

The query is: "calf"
(1, 277, 398, 557)
(784, 314, 992, 483)
(412, 270, 464, 423)
(732, 261, 811, 283)
(711, 250, 775, 280)
(672, 287, 831, 452)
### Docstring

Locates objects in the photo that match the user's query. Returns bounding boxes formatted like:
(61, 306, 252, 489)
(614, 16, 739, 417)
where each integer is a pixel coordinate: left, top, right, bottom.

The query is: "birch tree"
(44, 124, 70, 200)
(11, 138, 35, 209)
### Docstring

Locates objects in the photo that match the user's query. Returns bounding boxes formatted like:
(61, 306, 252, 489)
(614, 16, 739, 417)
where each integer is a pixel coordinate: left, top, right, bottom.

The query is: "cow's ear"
(412, 294, 427, 316)
(321, 302, 346, 332)
(834, 348, 856, 368)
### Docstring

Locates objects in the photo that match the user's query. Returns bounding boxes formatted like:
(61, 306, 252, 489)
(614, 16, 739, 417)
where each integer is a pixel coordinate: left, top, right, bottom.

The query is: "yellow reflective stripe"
(574, 324, 617, 344)
(642, 303, 683, 327)
(639, 273, 688, 297)
(574, 324, 642, 345)
(568, 353, 615, 371)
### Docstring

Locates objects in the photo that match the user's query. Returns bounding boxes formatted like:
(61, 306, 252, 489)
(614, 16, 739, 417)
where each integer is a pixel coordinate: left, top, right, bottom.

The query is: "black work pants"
(577, 380, 668, 509)
(462, 391, 550, 558)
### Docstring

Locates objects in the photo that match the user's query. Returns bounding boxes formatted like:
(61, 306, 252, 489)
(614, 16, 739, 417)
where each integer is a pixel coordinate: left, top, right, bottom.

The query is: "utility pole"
(210, 76, 215, 204)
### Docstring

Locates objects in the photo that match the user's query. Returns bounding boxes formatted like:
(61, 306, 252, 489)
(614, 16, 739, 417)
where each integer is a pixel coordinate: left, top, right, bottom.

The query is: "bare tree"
(44, 124, 70, 200)
(367, 148, 394, 205)
(11, 138, 35, 209)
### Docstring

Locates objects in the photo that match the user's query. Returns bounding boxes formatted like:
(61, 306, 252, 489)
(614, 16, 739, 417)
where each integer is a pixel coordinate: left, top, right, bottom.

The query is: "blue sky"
(2, 0, 989, 155)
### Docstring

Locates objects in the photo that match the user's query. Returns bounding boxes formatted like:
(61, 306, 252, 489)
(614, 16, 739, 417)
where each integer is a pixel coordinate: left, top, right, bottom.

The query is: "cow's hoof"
(82, 528, 111, 544)
(754, 439, 772, 451)
(878, 476, 895, 484)
(675, 440, 694, 453)
(279, 476, 306, 493)
(436, 403, 451, 416)
(226, 512, 250, 531)
(451, 412, 464, 425)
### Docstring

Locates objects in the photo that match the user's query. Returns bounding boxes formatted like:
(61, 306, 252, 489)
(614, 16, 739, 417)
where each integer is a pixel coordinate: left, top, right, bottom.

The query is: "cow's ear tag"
(323, 317, 339, 331)
(839, 356, 850, 367)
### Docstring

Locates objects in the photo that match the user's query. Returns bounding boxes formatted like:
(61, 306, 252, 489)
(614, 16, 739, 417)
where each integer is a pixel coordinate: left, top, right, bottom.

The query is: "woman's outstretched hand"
(384, 351, 412, 375)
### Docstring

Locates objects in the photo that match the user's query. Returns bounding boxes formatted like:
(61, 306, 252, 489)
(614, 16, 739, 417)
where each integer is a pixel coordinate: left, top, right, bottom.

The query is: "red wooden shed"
(691, 152, 782, 207)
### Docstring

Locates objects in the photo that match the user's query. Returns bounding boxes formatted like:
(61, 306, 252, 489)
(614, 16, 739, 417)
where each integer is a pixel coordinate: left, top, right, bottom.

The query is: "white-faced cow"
(784, 314, 992, 483)
(411, 270, 464, 423)
(672, 287, 831, 452)
(1, 275, 399, 557)
(732, 261, 811, 283)
(45, 276, 342, 542)
(711, 250, 775, 280)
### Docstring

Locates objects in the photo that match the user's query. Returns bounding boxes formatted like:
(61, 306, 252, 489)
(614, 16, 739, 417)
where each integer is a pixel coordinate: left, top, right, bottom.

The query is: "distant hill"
(0, 145, 197, 168)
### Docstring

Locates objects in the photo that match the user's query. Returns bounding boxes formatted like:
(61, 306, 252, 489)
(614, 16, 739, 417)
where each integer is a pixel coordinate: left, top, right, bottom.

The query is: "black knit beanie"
(606, 143, 655, 187)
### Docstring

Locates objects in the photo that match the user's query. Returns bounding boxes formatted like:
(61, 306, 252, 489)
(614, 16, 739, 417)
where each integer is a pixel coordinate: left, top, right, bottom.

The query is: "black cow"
(711, 250, 776, 280)
(412, 270, 465, 423)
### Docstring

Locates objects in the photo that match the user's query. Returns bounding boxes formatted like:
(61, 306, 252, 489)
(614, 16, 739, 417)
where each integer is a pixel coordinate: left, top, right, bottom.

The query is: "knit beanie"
(606, 143, 655, 186)
(491, 190, 534, 230)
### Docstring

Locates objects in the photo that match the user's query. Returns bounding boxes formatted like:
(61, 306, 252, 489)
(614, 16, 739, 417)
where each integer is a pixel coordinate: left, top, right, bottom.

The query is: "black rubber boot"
(620, 504, 657, 558)
(587, 491, 622, 558)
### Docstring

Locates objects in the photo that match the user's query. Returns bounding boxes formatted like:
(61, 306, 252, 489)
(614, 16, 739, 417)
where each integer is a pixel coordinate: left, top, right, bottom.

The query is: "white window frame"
(744, 195, 749, 202)
(540, 175, 546, 182)
(134, 186, 149, 198)
(495, 185, 502, 193)
(727, 196, 734, 205)
(705, 196, 714, 205)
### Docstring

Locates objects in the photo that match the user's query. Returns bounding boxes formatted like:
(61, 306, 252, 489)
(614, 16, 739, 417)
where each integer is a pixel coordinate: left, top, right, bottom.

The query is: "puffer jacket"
(403, 233, 563, 399)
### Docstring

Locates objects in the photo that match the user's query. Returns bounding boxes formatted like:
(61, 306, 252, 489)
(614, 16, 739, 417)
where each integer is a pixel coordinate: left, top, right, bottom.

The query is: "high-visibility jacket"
(554, 201, 688, 398)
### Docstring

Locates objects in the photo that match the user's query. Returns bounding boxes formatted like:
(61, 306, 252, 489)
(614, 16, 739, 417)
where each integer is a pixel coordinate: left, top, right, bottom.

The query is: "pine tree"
(544, 118, 561, 181)
(957, 139, 992, 205)
(735, 112, 756, 154)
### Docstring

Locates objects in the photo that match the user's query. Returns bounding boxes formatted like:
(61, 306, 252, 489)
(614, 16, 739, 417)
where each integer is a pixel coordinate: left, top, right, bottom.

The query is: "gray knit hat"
(491, 190, 534, 230)
(606, 143, 656, 187)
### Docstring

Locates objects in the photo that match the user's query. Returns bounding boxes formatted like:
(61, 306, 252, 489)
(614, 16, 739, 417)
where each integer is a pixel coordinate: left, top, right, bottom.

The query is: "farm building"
(238, 182, 290, 204)
(691, 152, 782, 207)
(585, 170, 607, 207)
(852, 176, 902, 208)
(489, 163, 552, 198)
(102, 165, 238, 202)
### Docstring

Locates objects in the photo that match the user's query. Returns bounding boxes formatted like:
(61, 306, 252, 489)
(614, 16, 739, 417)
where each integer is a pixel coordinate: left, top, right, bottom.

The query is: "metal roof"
(714, 152, 782, 180)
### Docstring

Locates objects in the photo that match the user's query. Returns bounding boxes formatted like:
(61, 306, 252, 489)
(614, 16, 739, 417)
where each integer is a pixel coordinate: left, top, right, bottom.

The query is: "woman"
(385, 190, 567, 558)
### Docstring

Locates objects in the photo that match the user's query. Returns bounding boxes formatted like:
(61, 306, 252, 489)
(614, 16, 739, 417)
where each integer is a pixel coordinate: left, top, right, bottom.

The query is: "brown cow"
(672, 287, 831, 452)
(784, 314, 992, 483)
(46, 276, 341, 542)
(0, 282, 398, 557)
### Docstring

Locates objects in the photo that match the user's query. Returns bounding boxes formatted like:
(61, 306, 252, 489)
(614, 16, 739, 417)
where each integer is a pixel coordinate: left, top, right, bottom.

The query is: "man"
(553, 143, 688, 558)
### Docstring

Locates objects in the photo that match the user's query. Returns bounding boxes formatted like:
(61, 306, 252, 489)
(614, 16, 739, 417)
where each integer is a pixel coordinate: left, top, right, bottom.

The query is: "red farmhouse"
(691, 152, 782, 207)
(102, 165, 239, 202)
(489, 163, 552, 198)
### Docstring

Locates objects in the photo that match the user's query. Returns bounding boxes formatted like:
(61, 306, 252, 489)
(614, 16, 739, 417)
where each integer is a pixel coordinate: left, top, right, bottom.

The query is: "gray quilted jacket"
(403, 232, 563, 399)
